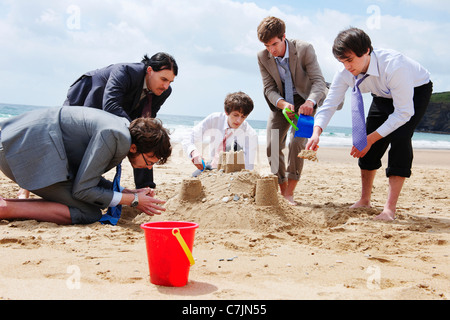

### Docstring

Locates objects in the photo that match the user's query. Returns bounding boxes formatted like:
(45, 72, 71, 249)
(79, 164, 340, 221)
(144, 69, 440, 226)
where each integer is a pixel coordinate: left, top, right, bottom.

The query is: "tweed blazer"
(257, 39, 328, 112)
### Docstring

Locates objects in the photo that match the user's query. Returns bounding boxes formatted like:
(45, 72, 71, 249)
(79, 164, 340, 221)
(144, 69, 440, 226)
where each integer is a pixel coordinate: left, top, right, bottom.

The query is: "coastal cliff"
(416, 91, 450, 134)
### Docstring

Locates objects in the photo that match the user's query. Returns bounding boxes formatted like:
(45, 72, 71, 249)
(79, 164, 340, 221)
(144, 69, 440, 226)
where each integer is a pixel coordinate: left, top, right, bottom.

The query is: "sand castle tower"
(179, 178, 204, 202)
(255, 176, 279, 206)
(217, 150, 246, 173)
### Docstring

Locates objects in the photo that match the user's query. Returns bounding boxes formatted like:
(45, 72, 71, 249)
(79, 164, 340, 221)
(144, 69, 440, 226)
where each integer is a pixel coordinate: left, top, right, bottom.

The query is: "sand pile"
(129, 151, 369, 233)
(133, 168, 309, 233)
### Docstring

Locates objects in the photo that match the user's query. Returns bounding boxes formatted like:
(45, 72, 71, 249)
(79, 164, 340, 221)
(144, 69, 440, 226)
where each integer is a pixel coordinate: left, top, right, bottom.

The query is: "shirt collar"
(143, 78, 152, 93)
(365, 50, 379, 78)
(222, 113, 233, 132)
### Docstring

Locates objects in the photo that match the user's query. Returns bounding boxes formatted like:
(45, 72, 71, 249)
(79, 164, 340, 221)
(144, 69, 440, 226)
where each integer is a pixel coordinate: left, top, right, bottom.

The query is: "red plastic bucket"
(140, 221, 199, 287)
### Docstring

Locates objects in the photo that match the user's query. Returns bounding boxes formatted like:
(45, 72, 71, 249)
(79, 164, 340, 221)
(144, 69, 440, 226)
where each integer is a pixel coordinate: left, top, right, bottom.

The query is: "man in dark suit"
(0, 106, 172, 225)
(64, 52, 178, 189)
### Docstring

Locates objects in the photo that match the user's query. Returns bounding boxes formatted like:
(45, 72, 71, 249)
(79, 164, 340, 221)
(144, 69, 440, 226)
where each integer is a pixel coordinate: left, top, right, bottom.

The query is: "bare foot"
(283, 195, 297, 206)
(374, 210, 396, 221)
(17, 189, 30, 199)
(350, 199, 371, 209)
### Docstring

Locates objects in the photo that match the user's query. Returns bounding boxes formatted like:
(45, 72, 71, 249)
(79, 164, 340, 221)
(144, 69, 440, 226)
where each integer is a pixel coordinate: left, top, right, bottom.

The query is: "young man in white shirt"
(182, 92, 258, 176)
(306, 27, 432, 221)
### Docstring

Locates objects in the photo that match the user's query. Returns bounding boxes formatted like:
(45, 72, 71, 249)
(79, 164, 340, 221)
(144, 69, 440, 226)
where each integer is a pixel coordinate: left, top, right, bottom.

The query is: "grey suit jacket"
(257, 39, 328, 112)
(0, 106, 131, 207)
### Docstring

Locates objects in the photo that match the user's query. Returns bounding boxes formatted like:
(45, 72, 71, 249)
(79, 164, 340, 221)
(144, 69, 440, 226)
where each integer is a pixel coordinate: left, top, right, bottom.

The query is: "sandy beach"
(0, 144, 449, 301)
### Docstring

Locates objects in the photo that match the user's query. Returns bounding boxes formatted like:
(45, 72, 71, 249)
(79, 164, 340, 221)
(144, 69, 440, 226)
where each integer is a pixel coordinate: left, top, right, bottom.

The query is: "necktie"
(351, 74, 369, 151)
(142, 90, 153, 118)
(278, 58, 294, 105)
(99, 164, 122, 225)
(211, 128, 232, 168)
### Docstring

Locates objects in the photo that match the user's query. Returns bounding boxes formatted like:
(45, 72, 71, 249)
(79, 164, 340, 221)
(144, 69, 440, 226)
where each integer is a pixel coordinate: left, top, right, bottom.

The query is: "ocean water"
(1, 103, 449, 150)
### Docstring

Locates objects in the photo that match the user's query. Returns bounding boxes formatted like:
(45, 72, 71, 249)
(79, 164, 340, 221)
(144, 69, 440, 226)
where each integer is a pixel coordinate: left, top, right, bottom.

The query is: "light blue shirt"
(275, 40, 317, 107)
(315, 48, 430, 137)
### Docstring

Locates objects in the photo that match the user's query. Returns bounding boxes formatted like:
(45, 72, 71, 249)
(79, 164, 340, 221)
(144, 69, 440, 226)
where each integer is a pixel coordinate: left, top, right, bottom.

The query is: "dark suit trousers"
(133, 96, 157, 189)
(133, 168, 156, 189)
(359, 81, 433, 178)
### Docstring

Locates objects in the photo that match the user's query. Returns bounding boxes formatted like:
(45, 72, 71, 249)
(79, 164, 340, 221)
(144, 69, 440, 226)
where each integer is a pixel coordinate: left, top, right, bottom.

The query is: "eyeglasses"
(141, 153, 159, 168)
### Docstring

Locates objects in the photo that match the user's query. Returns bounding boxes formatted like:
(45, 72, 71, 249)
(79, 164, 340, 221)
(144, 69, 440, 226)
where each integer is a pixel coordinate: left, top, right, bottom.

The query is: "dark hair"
(142, 52, 178, 76)
(257, 16, 285, 43)
(224, 91, 254, 116)
(332, 27, 373, 60)
(129, 118, 172, 164)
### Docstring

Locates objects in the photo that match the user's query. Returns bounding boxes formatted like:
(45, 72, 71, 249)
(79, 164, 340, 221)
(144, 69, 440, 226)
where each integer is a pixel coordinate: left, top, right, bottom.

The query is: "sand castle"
(177, 151, 279, 207)
(254, 176, 279, 206)
(217, 150, 246, 173)
(178, 178, 204, 202)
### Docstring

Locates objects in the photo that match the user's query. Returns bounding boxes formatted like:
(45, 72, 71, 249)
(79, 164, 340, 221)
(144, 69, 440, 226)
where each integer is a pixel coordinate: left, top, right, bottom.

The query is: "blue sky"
(0, 0, 449, 127)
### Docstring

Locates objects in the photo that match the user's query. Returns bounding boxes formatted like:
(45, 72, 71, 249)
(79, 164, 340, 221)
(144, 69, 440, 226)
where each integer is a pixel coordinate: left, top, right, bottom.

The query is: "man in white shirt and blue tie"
(307, 27, 432, 221)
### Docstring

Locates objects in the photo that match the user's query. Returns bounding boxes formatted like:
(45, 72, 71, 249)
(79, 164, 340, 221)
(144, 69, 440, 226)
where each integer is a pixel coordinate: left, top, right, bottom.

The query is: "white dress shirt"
(109, 184, 124, 208)
(182, 112, 258, 170)
(315, 48, 430, 137)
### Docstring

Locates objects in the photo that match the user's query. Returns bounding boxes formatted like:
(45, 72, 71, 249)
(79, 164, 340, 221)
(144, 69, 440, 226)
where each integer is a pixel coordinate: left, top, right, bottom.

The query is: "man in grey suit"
(64, 52, 178, 189)
(0, 106, 171, 225)
(257, 16, 327, 205)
